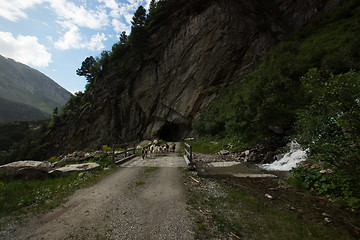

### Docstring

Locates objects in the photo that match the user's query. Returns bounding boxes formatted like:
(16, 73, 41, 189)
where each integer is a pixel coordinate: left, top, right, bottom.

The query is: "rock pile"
(196, 143, 284, 165)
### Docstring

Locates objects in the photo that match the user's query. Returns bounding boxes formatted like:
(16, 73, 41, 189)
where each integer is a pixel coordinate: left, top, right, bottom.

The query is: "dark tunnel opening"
(158, 122, 189, 142)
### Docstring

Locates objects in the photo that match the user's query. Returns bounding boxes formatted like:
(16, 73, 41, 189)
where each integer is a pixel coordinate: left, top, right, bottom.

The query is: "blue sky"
(0, 0, 151, 93)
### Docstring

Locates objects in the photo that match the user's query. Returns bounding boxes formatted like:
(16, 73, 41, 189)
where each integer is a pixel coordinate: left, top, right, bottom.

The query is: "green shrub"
(101, 145, 112, 152)
(293, 69, 360, 212)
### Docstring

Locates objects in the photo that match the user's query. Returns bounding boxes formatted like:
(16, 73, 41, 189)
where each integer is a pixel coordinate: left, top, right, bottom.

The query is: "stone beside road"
(0, 160, 51, 178)
(49, 163, 101, 176)
(0, 160, 101, 178)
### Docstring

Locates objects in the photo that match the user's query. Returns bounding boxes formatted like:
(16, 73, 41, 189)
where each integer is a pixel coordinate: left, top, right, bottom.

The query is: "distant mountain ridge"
(0, 97, 49, 123)
(0, 55, 72, 123)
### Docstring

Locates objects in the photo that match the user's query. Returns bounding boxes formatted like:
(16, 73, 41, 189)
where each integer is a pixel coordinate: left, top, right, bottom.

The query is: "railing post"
(112, 144, 115, 164)
(184, 143, 194, 169)
(189, 145, 192, 162)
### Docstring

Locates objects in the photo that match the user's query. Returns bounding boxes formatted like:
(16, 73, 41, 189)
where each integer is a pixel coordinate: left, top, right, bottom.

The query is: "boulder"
(219, 150, 230, 155)
(247, 151, 260, 163)
(268, 125, 285, 135)
(50, 163, 101, 176)
(0, 160, 51, 178)
(263, 151, 276, 164)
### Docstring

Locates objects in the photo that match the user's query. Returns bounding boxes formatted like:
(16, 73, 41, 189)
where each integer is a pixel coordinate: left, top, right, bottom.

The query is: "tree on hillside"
(131, 6, 147, 28)
(129, 6, 149, 59)
(148, 0, 157, 20)
(149, 0, 156, 10)
(119, 31, 128, 44)
(76, 56, 96, 83)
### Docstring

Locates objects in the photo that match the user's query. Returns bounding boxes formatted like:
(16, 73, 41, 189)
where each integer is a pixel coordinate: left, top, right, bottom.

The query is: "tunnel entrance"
(158, 122, 189, 142)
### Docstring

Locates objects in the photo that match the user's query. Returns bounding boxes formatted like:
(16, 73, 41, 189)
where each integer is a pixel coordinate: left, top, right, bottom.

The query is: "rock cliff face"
(51, 0, 340, 153)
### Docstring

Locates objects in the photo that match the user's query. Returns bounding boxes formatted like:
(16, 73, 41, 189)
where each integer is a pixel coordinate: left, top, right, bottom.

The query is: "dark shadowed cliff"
(48, 0, 340, 154)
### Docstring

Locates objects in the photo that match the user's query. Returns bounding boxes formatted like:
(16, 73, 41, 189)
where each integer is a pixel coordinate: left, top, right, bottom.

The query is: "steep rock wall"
(51, 0, 340, 153)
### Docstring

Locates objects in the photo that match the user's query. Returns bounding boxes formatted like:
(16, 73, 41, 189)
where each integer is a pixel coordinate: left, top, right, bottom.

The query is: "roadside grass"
(184, 139, 222, 154)
(184, 138, 249, 154)
(144, 167, 158, 173)
(0, 167, 117, 229)
(135, 181, 145, 185)
(134, 167, 159, 186)
(178, 142, 185, 157)
(183, 170, 355, 240)
(52, 153, 115, 168)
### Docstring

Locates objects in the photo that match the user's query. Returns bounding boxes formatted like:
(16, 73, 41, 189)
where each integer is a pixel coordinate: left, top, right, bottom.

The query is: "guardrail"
(184, 143, 195, 169)
(110, 147, 136, 165)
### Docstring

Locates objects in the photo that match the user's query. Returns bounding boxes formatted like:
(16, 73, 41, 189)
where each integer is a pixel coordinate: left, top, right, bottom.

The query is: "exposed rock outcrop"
(0, 160, 51, 178)
(49, 163, 101, 177)
(49, 0, 340, 154)
(0, 160, 102, 178)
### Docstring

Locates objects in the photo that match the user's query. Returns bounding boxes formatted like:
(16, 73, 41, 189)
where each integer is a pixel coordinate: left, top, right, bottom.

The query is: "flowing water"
(261, 140, 308, 171)
(195, 141, 307, 178)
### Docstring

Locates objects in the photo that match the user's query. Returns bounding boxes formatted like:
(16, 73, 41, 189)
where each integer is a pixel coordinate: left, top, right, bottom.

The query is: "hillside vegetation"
(0, 97, 49, 123)
(0, 121, 48, 165)
(0, 55, 71, 118)
(194, 0, 360, 211)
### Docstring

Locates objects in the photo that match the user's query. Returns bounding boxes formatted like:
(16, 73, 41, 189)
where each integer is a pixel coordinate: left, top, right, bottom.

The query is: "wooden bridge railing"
(110, 146, 136, 165)
(184, 143, 195, 169)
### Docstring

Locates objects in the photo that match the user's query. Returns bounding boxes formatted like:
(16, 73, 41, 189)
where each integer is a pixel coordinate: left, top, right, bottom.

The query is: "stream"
(196, 140, 308, 179)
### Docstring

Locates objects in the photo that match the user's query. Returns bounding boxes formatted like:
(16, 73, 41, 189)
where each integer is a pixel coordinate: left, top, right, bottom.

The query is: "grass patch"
(184, 139, 222, 154)
(0, 167, 116, 228)
(184, 137, 248, 154)
(134, 167, 158, 186)
(183, 169, 356, 239)
(144, 167, 158, 173)
(51, 152, 115, 169)
(135, 181, 145, 185)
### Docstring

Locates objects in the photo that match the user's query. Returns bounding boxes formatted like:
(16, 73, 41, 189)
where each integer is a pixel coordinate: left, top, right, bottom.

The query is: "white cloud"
(99, 0, 119, 18)
(99, 0, 150, 33)
(88, 32, 107, 51)
(0, 0, 45, 21)
(0, 31, 52, 67)
(49, 0, 109, 30)
(112, 19, 130, 34)
(0, 0, 109, 30)
(0, 0, 152, 51)
(54, 25, 83, 50)
(54, 26, 107, 51)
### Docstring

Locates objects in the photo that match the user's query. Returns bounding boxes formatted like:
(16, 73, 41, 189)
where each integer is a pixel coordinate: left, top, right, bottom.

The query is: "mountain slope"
(47, 0, 340, 153)
(0, 55, 71, 116)
(0, 97, 49, 123)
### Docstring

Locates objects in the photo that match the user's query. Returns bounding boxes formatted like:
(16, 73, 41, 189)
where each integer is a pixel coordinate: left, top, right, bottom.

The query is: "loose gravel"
(0, 155, 194, 240)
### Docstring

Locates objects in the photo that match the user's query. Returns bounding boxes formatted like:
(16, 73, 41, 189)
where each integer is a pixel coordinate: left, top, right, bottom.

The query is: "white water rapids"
(261, 141, 308, 171)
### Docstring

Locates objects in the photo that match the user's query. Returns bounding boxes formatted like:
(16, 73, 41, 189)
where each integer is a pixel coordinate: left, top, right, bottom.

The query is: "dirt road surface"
(3, 154, 194, 240)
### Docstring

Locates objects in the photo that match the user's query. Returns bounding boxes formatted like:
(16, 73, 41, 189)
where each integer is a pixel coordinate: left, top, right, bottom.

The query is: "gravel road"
(3, 154, 194, 240)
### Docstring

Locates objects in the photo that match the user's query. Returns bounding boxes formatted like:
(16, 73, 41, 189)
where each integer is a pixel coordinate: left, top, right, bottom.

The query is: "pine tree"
(131, 6, 147, 28)
(129, 6, 149, 58)
(119, 31, 127, 44)
(76, 56, 96, 83)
